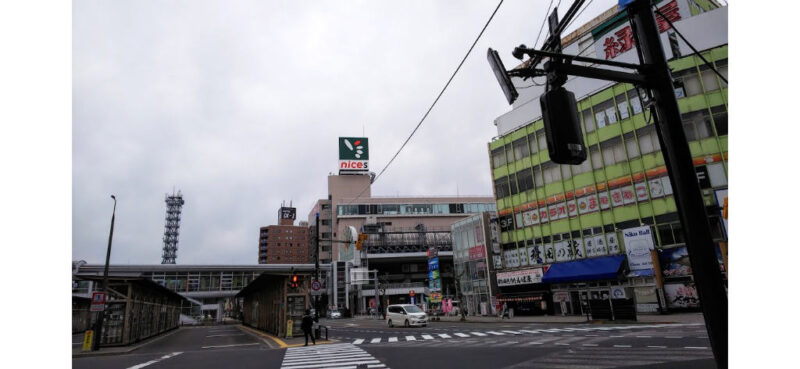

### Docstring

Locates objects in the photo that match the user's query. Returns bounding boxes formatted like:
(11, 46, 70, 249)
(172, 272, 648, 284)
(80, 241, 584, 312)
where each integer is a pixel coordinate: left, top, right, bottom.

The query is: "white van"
(386, 304, 428, 328)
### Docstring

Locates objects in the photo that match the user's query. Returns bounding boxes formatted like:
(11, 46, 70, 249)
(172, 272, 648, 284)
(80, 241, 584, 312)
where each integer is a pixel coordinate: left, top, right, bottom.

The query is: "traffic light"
(540, 86, 587, 165)
(289, 274, 300, 289)
(355, 233, 368, 251)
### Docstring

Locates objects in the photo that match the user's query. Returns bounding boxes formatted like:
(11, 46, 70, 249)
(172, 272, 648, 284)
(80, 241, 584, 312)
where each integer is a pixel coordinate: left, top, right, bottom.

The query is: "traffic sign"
(311, 280, 322, 291)
(90, 292, 106, 312)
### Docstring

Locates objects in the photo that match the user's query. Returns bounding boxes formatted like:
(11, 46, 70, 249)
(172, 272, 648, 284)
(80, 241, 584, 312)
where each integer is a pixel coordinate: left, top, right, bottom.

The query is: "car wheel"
(422, 324, 427, 327)
(388, 320, 393, 327)
(404, 320, 410, 328)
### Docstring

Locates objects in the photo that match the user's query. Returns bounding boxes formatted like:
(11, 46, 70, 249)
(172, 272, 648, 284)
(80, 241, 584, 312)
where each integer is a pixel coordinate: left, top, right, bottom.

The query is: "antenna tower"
(161, 190, 185, 264)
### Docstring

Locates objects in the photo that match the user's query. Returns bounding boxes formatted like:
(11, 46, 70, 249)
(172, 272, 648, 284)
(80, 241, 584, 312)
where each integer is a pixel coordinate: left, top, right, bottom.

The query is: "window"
(699, 64, 720, 92)
(516, 168, 534, 192)
(573, 153, 592, 175)
(527, 133, 538, 154)
(542, 162, 562, 184)
(561, 165, 572, 180)
(508, 174, 519, 195)
(532, 166, 544, 187)
(582, 109, 595, 133)
(505, 144, 514, 164)
(512, 138, 530, 161)
(674, 68, 702, 96)
(616, 93, 630, 120)
(537, 131, 547, 151)
(682, 109, 713, 141)
(710, 105, 727, 136)
(600, 139, 622, 166)
(627, 89, 643, 115)
(624, 132, 639, 158)
(590, 145, 603, 170)
(491, 147, 506, 168)
(494, 176, 510, 198)
(593, 99, 616, 128)
(715, 59, 728, 86)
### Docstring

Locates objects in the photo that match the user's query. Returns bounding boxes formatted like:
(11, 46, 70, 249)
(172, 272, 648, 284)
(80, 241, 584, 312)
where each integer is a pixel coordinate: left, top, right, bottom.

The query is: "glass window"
(505, 144, 514, 164)
(574, 153, 592, 175)
(627, 89, 643, 115)
(624, 132, 639, 158)
(513, 138, 530, 160)
(527, 133, 538, 154)
(601, 139, 619, 166)
(532, 166, 543, 187)
(561, 165, 572, 180)
(699, 64, 720, 92)
(639, 130, 654, 154)
(593, 99, 615, 128)
(494, 177, 509, 198)
(491, 147, 506, 168)
(590, 146, 603, 170)
(682, 109, 713, 141)
(715, 58, 728, 86)
(657, 224, 675, 246)
(582, 109, 595, 133)
(542, 163, 561, 184)
(710, 105, 727, 136)
(616, 93, 630, 120)
(516, 168, 534, 192)
(707, 162, 728, 187)
(676, 68, 702, 96)
(537, 131, 547, 151)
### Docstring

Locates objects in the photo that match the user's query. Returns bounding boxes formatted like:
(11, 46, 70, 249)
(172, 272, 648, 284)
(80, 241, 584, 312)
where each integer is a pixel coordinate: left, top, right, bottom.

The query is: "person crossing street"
(301, 309, 316, 346)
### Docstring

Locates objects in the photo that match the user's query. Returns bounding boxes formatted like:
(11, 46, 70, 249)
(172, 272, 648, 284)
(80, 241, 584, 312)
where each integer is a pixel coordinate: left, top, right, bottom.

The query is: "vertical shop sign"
(621, 185, 636, 205)
(622, 226, 656, 270)
(529, 244, 544, 265)
(598, 190, 611, 209)
(606, 232, 620, 254)
(567, 199, 578, 217)
(610, 188, 625, 207)
(544, 243, 556, 263)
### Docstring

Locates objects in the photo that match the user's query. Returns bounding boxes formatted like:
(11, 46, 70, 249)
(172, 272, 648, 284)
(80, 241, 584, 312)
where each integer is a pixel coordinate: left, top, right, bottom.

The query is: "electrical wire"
(654, 6, 727, 84)
(562, 0, 594, 35)
(533, 0, 556, 52)
(343, 0, 506, 205)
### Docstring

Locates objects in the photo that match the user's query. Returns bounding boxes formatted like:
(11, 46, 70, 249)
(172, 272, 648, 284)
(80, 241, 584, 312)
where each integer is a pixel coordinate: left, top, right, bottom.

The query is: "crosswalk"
(346, 323, 703, 346)
(280, 343, 389, 369)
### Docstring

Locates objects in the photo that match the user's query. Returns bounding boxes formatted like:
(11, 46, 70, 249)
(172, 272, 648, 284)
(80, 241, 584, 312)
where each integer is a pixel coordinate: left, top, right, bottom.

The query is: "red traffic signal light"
(289, 274, 300, 289)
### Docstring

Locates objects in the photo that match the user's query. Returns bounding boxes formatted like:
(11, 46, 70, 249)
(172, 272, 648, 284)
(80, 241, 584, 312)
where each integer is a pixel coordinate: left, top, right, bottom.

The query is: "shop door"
(569, 291, 581, 315)
(588, 289, 612, 320)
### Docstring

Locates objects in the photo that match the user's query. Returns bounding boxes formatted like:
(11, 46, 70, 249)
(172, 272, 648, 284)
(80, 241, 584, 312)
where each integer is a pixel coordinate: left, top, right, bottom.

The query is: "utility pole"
(314, 212, 320, 319)
(92, 195, 116, 351)
(487, 1, 727, 367)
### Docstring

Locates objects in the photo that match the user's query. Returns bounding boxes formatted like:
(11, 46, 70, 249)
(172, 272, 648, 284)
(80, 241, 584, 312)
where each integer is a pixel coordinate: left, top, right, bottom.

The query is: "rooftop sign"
(338, 137, 369, 174)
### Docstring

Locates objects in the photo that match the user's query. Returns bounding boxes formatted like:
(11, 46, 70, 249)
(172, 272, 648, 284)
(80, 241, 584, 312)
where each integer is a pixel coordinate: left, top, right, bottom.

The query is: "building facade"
(488, 0, 727, 316)
(451, 212, 501, 316)
(308, 172, 496, 315)
(258, 206, 311, 264)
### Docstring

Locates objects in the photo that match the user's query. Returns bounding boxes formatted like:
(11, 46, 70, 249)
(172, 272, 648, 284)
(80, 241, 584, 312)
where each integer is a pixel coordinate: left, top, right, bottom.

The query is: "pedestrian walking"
(501, 302, 510, 319)
(301, 309, 316, 346)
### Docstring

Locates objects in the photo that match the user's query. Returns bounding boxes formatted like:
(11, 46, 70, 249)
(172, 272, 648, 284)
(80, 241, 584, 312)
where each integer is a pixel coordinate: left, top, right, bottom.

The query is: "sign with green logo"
(339, 137, 369, 173)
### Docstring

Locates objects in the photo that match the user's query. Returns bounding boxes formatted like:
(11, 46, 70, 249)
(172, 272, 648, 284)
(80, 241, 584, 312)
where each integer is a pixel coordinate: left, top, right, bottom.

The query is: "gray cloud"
(73, 0, 617, 265)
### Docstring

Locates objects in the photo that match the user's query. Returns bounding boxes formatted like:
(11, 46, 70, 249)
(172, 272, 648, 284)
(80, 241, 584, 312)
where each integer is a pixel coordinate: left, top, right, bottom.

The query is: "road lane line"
(205, 334, 245, 338)
(353, 339, 365, 344)
(582, 343, 598, 346)
(486, 331, 505, 335)
(421, 334, 434, 340)
(405, 336, 416, 341)
(685, 347, 709, 349)
(454, 333, 470, 337)
(126, 352, 183, 369)
(370, 338, 381, 343)
(438, 334, 451, 339)
(202, 343, 260, 349)
(648, 345, 667, 348)
(388, 337, 398, 342)
(614, 345, 632, 348)
(501, 330, 522, 335)
(470, 332, 488, 337)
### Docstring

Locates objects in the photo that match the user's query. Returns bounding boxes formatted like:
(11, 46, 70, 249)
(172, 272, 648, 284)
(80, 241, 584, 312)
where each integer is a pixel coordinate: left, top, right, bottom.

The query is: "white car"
(387, 304, 428, 328)
(330, 310, 342, 319)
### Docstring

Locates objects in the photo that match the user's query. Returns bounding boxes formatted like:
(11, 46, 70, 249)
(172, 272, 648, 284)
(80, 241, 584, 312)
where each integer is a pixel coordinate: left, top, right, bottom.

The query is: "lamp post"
(92, 195, 116, 350)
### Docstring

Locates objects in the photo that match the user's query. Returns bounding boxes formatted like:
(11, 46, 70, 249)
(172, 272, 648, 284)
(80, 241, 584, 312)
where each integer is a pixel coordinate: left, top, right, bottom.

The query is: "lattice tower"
(161, 190, 184, 264)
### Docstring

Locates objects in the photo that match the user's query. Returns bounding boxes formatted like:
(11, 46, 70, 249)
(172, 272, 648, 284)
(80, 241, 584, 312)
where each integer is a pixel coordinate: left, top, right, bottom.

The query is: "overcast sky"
(72, 0, 617, 265)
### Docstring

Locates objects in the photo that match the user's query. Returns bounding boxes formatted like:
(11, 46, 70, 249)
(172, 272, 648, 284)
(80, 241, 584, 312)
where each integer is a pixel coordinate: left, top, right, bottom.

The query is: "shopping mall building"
(487, 0, 727, 316)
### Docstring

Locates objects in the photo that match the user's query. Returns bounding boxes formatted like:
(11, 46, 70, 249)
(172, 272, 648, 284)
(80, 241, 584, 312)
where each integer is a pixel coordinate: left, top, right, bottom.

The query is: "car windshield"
(403, 305, 423, 313)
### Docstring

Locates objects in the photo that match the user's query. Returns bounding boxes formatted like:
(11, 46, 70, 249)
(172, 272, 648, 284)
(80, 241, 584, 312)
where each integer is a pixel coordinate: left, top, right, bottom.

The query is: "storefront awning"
(541, 255, 626, 284)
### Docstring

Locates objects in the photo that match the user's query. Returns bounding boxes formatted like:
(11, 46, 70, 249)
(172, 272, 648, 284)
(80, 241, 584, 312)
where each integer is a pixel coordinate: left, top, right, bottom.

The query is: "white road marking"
(126, 352, 183, 369)
(665, 336, 683, 338)
(438, 334, 452, 339)
(501, 330, 522, 335)
(205, 334, 245, 338)
(526, 342, 544, 345)
(636, 336, 652, 338)
(648, 345, 667, 348)
(202, 343, 260, 349)
(685, 347, 709, 349)
(486, 331, 505, 335)
(454, 333, 470, 337)
(281, 343, 388, 369)
(519, 329, 540, 334)
(582, 343, 598, 347)
(388, 337, 398, 342)
(470, 332, 488, 337)
(353, 339, 364, 344)
(614, 345, 632, 348)
(421, 334, 434, 340)
(405, 336, 416, 341)
(370, 338, 381, 343)
(555, 343, 569, 346)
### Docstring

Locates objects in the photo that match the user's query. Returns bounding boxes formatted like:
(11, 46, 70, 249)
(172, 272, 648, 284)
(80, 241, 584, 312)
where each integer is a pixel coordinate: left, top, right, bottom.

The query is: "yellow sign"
(82, 330, 94, 351)
(286, 320, 293, 338)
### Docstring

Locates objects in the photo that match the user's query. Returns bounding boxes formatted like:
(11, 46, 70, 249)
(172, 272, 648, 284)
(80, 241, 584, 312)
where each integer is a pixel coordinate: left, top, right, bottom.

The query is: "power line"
(654, 6, 727, 84)
(533, 0, 556, 51)
(344, 0, 506, 205)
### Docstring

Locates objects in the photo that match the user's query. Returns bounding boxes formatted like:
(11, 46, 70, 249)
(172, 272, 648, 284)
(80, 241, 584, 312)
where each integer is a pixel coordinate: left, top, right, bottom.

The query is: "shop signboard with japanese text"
(622, 226, 655, 270)
(496, 268, 543, 287)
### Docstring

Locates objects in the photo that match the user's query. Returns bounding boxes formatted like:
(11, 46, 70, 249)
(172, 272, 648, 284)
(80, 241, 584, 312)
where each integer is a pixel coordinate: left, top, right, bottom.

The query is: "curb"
(72, 327, 181, 358)
(237, 324, 339, 349)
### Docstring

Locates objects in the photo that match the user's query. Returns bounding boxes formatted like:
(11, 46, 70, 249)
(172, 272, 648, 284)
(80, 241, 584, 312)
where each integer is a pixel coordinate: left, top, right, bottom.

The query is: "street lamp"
(92, 195, 116, 350)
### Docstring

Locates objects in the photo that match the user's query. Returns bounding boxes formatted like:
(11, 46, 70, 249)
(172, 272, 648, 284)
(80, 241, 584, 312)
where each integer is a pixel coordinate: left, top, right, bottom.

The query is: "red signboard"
(90, 292, 106, 312)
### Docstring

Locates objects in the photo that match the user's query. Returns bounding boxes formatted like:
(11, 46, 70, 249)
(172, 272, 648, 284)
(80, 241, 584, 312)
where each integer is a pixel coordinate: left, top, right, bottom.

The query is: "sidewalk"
(238, 324, 339, 348)
(72, 328, 182, 358)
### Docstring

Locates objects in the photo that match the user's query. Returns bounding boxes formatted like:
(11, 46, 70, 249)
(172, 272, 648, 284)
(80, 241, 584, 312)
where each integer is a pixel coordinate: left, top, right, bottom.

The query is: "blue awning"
(541, 255, 626, 284)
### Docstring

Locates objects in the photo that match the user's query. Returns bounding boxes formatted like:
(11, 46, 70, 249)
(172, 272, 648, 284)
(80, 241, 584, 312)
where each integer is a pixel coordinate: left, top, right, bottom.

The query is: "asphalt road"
(72, 319, 716, 369)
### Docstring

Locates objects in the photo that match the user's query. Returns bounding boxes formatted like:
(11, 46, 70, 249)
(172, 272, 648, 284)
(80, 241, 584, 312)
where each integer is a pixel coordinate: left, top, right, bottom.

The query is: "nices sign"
(339, 160, 369, 170)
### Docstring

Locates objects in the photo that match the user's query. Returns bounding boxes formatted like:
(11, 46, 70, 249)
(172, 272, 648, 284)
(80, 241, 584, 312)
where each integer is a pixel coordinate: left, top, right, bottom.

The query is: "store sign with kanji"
(596, 0, 685, 60)
(496, 268, 543, 287)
